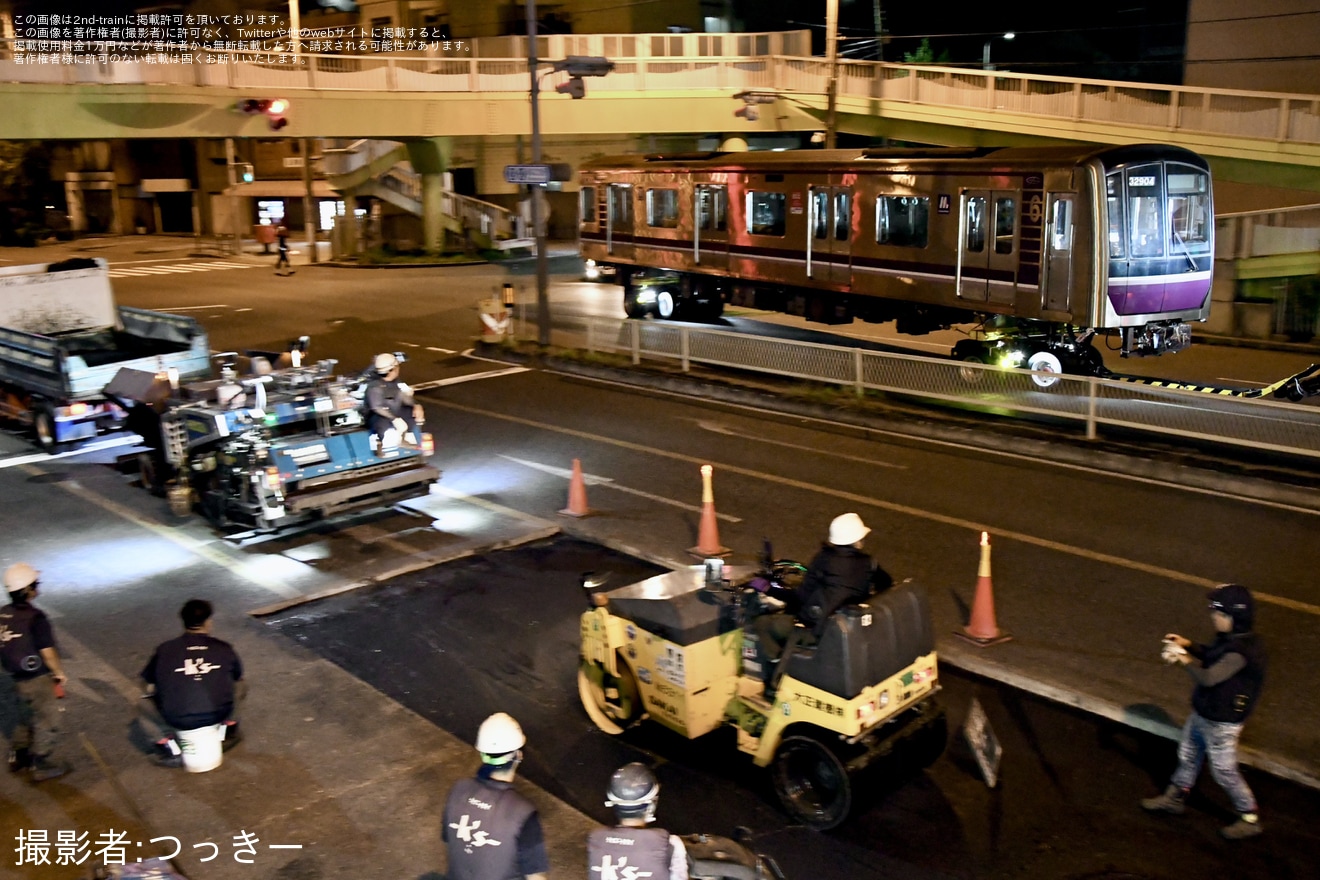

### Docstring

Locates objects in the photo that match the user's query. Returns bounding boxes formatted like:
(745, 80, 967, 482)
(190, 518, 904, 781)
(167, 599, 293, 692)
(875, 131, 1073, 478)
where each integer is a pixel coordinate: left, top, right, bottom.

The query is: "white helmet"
(476, 712, 526, 764)
(828, 513, 870, 546)
(4, 562, 39, 593)
(374, 352, 399, 375)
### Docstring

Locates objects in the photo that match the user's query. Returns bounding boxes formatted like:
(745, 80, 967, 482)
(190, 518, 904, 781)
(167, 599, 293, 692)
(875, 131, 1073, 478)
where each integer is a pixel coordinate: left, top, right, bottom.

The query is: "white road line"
(25, 464, 302, 600)
(397, 341, 421, 347)
(0, 434, 143, 470)
(696, 419, 906, 470)
(498, 454, 742, 522)
(118, 266, 178, 274)
(436, 396, 1320, 617)
(108, 270, 154, 277)
(157, 264, 216, 272)
(157, 304, 230, 312)
(412, 366, 529, 390)
(426, 347, 457, 354)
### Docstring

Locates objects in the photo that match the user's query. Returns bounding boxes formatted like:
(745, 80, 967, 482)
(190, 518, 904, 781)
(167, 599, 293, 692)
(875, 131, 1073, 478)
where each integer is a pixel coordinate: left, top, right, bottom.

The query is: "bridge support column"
(406, 138, 452, 255)
(337, 187, 360, 257)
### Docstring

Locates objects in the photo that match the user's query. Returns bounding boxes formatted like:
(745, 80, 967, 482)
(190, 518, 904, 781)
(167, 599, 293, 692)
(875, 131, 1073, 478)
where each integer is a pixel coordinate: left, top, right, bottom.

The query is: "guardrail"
(574, 316, 1320, 460)
(1, 38, 1317, 147)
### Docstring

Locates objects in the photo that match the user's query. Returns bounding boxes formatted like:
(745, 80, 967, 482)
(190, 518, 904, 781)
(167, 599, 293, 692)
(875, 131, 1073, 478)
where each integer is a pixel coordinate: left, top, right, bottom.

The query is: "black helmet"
(605, 762, 660, 822)
(1208, 583, 1255, 632)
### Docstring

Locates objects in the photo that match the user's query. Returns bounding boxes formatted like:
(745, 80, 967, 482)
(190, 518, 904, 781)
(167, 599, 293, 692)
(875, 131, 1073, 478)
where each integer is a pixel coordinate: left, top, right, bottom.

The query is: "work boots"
(1221, 814, 1263, 839)
(7, 747, 31, 773)
(1140, 785, 1187, 815)
(29, 755, 68, 782)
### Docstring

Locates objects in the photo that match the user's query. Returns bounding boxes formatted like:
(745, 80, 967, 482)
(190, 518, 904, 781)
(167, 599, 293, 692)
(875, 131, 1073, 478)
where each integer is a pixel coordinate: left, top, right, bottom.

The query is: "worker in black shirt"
(442, 712, 549, 880)
(365, 352, 425, 450)
(1, 563, 69, 782)
(140, 599, 245, 764)
(588, 763, 688, 880)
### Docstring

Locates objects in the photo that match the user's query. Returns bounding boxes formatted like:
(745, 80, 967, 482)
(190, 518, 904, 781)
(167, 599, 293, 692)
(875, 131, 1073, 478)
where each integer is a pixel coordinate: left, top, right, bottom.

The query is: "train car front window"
(1106, 172, 1125, 258)
(747, 191, 786, 236)
(994, 197, 1016, 254)
(698, 186, 727, 231)
(579, 186, 596, 228)
(834, 192, 851, 241)
(1126, 164, 1164, 258)
(876, 196, 929, 248)
(646, 188, 680, 228)
(1166, 164, 1211, 255)
(965, 196, 987, 253)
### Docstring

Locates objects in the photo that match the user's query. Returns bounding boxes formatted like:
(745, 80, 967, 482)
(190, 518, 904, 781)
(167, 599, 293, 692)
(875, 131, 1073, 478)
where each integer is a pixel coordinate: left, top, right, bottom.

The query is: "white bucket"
(175, 724, 225, 773)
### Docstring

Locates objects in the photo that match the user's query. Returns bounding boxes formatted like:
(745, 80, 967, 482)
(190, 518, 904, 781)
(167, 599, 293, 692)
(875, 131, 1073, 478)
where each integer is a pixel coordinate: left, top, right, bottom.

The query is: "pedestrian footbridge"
(1, 31, 1317, 191)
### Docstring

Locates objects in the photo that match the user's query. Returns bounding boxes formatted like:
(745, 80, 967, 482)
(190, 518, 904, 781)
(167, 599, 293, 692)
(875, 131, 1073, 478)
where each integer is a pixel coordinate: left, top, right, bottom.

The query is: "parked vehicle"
(0, 258, 209, 450)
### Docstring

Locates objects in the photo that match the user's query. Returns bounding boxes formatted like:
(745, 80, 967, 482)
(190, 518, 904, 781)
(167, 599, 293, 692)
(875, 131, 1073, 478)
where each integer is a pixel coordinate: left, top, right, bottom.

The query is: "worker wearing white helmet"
(752, 513, 894, 700)
(364, 352, 425, 451)
(1, 562, 69, 782)
(442, 712, 548, 880)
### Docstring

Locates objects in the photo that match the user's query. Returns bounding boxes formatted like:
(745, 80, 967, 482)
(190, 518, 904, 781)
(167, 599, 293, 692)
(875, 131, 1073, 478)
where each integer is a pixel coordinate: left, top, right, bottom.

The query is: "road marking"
(426, 347, 457, 354)
(157, 304, 230, 312)
(0, 434, 143, 470)
(397, 341, 421, 348)
(433, 398, 1320, 617)
(108, 261, 255, 278)
(25, 465, 302, 599)
(498, 454, 742, 522)
(412, 366, 529, 390)
(695, 419, 906, 470)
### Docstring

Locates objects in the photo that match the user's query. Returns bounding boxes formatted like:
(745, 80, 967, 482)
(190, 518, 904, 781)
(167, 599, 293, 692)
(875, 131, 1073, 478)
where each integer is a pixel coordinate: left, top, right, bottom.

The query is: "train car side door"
(606, 183, 634, 262)
(807, 185, 852, 286)
(958, 190, 1018, 304)
(693, 183, 729, 274)
(1042, 194, 1075, 312)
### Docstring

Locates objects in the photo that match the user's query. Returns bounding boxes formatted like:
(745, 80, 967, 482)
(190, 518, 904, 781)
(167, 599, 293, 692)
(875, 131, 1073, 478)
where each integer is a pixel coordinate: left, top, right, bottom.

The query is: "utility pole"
(824, 0, 839, 149)
(872, 0, 883, 61)
(526, 0, 550, 346)
(225, 137, 240, 255)
(301, 137, 317, 264)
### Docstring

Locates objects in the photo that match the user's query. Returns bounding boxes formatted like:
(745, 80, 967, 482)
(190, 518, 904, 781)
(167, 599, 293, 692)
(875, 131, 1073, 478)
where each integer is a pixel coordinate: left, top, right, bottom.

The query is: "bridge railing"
(1, 37, 1317, 145)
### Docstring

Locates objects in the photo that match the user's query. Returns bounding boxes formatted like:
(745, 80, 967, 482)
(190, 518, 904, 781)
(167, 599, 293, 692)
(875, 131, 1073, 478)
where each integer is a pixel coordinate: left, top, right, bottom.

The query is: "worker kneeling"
(366, 352, 425, 452)
(589, 763, 689, 880)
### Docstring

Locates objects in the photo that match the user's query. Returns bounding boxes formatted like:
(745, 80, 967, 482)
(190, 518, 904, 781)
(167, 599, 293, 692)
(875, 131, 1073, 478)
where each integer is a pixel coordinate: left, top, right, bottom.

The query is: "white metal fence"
(1, 35, 1317, 146)
(576, 317, 1320, 460)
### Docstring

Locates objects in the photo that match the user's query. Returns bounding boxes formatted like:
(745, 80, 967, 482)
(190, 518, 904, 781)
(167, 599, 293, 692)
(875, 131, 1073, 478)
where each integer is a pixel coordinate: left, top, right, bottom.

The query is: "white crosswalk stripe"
(107, 261, 256, 278)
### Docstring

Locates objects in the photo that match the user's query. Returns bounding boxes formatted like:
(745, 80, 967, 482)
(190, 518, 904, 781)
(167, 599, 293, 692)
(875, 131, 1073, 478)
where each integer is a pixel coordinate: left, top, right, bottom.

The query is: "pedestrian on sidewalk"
(274, 225, 293, 275)
(589, 763, 688, 880)
(1142, 583, 1267, 839)
(442, 712, 548, 880)
(140, 599, 245, 766)
(0, 562, 69, 782)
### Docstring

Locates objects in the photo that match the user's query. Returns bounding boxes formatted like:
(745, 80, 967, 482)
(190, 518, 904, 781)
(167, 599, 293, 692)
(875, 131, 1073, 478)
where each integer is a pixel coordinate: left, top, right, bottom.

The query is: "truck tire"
(624, 290, 648, 319)
(578, 656, 643, 735)
(771, 735, 852, 830)
(32, 406, 61, 453)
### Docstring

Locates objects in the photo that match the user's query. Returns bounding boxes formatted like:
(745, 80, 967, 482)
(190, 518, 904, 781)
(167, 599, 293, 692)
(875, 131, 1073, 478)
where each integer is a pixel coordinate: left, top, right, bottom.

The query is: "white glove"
(1161, 640, 1188, 665)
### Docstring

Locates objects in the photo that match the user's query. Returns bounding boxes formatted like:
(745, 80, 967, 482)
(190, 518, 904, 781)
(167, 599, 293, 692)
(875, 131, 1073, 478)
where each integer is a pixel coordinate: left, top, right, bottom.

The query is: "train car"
(578, 144, 1214, 376)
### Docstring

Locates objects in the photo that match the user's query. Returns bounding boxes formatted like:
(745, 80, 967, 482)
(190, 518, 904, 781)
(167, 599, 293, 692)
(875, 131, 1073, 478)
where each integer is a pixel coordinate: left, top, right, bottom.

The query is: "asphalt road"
(264, 536, 1320, 880)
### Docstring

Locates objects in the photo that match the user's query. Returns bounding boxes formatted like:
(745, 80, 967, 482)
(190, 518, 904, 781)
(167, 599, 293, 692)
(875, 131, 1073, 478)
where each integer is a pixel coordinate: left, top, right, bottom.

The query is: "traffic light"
(237, 98, 290, 131)
(555, 78, 586, 99)
(238, 163, 255, 184)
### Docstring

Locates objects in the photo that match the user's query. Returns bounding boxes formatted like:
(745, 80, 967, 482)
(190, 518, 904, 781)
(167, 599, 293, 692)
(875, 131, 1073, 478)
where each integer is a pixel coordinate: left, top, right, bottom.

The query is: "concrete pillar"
(718, 135, 749, 152)
(339, 188, 359, 256)
(422, 172, 445, 253)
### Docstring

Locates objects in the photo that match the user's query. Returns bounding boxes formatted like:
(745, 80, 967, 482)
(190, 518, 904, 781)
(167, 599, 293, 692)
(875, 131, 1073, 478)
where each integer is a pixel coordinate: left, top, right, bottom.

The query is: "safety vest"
(1192, 632, 1266, 723)
(587, 825, 671, 880)
(0, 603, 47, 680)
(444, 776, 536, 880)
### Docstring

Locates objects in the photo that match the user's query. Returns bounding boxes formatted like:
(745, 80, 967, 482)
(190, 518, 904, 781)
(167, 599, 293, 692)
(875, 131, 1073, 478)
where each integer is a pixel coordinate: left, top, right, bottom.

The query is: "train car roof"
(580, 143, 1209, 173)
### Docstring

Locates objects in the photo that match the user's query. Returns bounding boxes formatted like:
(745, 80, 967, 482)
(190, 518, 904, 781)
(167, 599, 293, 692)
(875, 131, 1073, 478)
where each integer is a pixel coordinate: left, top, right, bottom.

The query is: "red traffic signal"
(237, 98, 290, 131)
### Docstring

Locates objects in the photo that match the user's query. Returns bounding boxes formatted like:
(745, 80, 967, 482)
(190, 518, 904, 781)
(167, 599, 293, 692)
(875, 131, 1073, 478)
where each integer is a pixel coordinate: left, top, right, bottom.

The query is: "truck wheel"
(655, 289, 678, 320)
(578, 658, 642, 735)
(952, 342, 989, 385)
(1026, 351, 1063, 388)
(624, 290, 647, 319)
(771, 735, 852, 830)
(33, 407, 61, 453)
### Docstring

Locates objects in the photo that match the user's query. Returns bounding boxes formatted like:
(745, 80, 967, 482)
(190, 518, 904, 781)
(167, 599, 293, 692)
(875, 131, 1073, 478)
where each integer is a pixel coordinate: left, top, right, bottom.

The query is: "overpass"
(1, 31, 1318, 193)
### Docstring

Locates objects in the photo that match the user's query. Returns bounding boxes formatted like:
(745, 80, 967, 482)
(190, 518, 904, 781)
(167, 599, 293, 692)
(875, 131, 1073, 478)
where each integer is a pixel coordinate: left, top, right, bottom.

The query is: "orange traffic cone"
(956, 531, 1012, 647)
(688, 464, 730, 558)
(559, 458, 591, 517)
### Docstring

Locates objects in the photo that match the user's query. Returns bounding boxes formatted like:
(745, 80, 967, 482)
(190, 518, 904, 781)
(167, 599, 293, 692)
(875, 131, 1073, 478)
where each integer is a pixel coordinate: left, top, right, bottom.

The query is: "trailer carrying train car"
(579, 144, 1214, 378)
(0, 258, 210, 450)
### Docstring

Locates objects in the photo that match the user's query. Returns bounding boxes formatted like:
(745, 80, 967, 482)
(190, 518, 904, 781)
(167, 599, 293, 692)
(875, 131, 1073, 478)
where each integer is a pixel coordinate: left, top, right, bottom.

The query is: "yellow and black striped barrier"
(1107, 364, 1320, 402)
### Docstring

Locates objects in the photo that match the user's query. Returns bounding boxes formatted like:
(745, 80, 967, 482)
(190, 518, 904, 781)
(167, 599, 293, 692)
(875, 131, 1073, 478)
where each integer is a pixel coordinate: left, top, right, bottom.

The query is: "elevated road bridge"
(1, 32, 1318, 192)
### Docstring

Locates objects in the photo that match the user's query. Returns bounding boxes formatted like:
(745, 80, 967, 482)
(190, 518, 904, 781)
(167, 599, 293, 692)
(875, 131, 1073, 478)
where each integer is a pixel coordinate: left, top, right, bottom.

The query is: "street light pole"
(526, 0, 550, 346)
(824, 0, 839, 148)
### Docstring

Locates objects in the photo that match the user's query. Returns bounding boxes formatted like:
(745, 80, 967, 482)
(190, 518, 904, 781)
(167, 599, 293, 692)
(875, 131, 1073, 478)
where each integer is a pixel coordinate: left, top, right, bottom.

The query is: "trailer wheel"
(771, 735, 852, 830)
(578, 657, 643, 735)
(624, 290, 648, 319)
(655, 289, 678, 320)
(1026, 351, 1063, 388)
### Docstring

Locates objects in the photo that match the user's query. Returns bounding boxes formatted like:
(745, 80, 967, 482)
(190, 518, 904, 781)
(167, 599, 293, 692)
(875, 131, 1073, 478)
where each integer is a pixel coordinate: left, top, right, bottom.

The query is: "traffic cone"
(559, 458, 591, 517)
(688, 464, 730, 558)
(956, 531, 1012, 647)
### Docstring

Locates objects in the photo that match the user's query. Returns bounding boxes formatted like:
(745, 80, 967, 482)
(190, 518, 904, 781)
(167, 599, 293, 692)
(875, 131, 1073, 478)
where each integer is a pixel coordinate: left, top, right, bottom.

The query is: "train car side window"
(1166, 165, 1211, 255)
(1126, 164, 1164, 258)
(697, 186, 727, 231)
(747, 191, 786, 236)
(834, 192, 851, 241)
(1050, 198, 1071, 252)
(965, 196, 987, 253)
(994, 197, 1016, 254)
(609, 184, 632, 226)
(875, 196, 929, 247)
(579, 186, 596, 227)
(812, 190, 829, 239)
(1106, 172, 1125, 258)
(646, 188, 680, 228)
